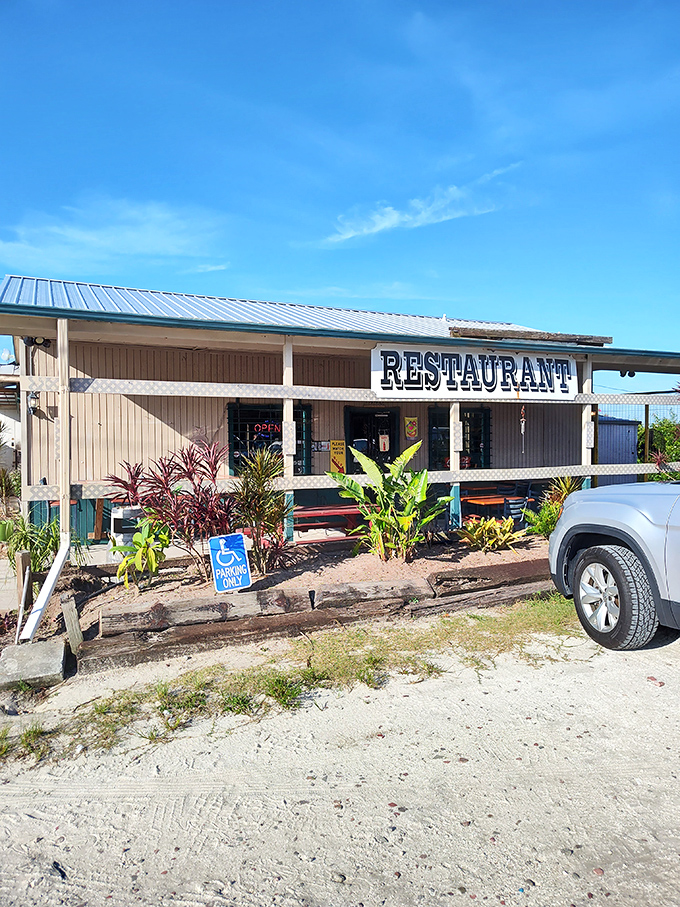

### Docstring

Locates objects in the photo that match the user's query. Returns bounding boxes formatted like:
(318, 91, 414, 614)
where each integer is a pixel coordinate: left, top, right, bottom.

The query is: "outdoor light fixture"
(27, 391, 39, 415)
(22, 336, 51, 349)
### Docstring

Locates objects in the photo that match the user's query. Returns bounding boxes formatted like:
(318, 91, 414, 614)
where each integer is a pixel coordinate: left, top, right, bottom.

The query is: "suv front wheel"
(572, 544, 659, 650)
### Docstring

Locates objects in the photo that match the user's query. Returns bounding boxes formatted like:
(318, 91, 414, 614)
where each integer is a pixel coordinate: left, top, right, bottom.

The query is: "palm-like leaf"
(327, 439, 447, 562)
(348, 448, 384, 489)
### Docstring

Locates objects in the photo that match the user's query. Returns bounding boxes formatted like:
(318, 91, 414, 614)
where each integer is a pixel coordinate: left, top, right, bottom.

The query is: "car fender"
(550, 500, 667, 602)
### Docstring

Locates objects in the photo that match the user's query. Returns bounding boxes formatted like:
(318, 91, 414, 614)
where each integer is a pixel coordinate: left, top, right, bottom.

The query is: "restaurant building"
(1, 274, 680, 540)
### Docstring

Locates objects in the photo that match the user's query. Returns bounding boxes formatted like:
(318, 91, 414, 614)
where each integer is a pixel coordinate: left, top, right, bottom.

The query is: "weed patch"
(20, 721, 50, 761)
(263, 672, 303, 709)
(2, 593, 581, 763)
(219, 692, 253, 715)
(0, 725, 14, 759)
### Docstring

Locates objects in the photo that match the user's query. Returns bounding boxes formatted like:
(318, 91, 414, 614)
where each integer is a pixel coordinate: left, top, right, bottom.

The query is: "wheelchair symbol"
(215, 539, 244, 568)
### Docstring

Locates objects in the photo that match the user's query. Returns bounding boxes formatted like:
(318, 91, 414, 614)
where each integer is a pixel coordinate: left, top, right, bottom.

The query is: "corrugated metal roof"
(0, 274, 544, 340)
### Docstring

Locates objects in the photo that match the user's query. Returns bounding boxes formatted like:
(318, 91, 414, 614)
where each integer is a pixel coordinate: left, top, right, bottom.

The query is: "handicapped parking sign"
(208, 534, 253, 593)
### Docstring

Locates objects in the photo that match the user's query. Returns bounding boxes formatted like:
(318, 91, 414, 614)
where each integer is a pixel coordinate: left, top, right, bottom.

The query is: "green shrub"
(456, 515, 526, 552)
(524, 476, 582, 538)
(264, 672, 302, 709)
(232, 448, 290, 575)
(523, 500, 564, 538)
(0, 468, 20, 514)
(4, 517, 87, 573)
(112, 519, 170, 589)
(0, 518, 13, 543)
(542, 475, 582, 503)
(328, 441, 451, 562)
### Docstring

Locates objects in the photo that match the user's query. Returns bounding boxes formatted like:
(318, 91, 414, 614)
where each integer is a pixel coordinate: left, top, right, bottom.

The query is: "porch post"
(282, 337, 295, 543)
(643, 404, 650, 482)
(18, 338, 30, 519)
(449, 402, 462, 528)
(57, 319, 71, 539)
(581, 356, 593, 489)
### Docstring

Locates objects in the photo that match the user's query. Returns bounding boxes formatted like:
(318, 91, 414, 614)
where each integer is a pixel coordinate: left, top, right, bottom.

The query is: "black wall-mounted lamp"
(22, 336, 51, 349)
(27, 391, 39, 415)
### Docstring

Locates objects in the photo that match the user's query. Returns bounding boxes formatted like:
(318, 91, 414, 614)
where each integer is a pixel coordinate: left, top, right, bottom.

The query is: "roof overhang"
(2, 304, 680, 370)
(449, 325, 612, 346)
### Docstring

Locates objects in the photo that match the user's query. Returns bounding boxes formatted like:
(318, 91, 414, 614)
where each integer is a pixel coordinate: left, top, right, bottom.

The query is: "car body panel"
(549, 482, 680, 629)
(665, 496, 680, 608)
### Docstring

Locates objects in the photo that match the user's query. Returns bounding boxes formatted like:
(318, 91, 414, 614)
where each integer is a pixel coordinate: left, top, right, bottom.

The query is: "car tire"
(572, 544, 659, 650)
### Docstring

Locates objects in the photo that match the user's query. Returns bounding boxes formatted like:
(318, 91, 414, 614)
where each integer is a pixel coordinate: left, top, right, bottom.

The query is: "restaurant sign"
(371, 345, 578, 401)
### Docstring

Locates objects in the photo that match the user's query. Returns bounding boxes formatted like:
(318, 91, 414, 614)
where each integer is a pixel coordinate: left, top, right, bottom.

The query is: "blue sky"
(0, 0, 679, 392)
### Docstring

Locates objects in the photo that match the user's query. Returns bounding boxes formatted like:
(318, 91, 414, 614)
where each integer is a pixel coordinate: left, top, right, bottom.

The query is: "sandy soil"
(1, 621, 680, 906)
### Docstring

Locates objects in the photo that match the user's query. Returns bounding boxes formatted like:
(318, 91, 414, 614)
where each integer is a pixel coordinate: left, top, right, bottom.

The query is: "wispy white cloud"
(279, 281, 454, 304)
(183, 262, 231, 273)
(322, 164, 520, 244)
(0, 195, 228, 277)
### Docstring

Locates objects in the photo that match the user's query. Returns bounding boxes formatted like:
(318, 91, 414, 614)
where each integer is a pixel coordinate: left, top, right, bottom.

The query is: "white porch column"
(57, 319, 71, 537)
(18, 338, 30, 518)
(282, 337, 295, 542)
(449, 402, 462, 528)
(581, 357, 594, 487)
(282, 337, 295, 478)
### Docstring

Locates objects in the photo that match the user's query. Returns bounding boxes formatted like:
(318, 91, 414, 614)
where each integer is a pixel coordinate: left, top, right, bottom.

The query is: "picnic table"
(293, 504, 362, 536)
(462, 494, 535, 518)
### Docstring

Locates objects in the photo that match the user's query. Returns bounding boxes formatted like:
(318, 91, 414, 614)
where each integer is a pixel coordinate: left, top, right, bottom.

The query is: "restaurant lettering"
(371, 345, 578, 400)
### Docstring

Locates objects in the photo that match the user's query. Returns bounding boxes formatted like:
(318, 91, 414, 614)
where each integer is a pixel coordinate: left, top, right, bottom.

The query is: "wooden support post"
(61, 594, 83, 653)
(592, 404, 599, 488)
(57, 319, 71, 540)
(581, 357, 593, 476)
(15, 550, 32, 610)
(449, 402, 462, 529)
(57, 318, 71, 535)
(643, 404, 650, 482)
(89, 498, 104, 540)
(282, 337, 295, 542)
(18, 339, 30, 519)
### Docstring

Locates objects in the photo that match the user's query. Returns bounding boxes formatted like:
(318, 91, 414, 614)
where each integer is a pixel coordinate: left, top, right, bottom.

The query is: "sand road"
(1, 632, 679, 907)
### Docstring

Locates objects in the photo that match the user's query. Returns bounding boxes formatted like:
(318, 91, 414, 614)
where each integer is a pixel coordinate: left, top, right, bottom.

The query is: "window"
(344, 407, 399, 474)
(428, 406, 491, 470)
(228, 404, 312, 475)
(428, 407, 450, 471)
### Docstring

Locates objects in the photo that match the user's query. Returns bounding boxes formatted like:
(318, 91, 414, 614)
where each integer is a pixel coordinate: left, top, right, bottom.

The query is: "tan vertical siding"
(489, 403, 580, 468)
(28, 339, 582, 484)
(294, 354, 371, 388)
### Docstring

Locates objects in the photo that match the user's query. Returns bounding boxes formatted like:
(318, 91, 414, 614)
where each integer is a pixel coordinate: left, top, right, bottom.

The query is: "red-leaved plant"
(106, 441, 235, 582)
(651, 449, 680, 482)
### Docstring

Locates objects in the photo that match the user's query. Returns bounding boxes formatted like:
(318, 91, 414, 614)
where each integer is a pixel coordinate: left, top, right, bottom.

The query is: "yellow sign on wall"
(404, 417, 419, 440)
(330, 440, 346, 473)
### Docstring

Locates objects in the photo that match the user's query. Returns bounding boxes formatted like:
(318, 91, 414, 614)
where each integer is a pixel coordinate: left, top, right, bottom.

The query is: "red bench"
(293, 505, 362, 537)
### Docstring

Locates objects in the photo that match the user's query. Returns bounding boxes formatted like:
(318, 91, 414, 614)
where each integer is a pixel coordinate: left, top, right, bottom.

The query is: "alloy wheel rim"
(579, 562, 620, 633)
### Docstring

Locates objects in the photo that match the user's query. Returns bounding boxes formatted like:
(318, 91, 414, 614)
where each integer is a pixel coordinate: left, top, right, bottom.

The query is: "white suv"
(549, 482, 680, 649)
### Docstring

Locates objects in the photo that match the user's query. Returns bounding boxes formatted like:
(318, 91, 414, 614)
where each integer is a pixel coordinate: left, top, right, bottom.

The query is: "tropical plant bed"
(93, 537, 550, 670)
(0, 536, 551, 669)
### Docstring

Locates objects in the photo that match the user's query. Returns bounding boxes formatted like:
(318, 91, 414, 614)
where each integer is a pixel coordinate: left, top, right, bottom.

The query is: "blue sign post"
(208, 534, 253, 593)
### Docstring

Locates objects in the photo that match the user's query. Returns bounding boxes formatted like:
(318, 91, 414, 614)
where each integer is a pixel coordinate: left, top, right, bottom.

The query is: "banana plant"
(328, 441, 452, 562)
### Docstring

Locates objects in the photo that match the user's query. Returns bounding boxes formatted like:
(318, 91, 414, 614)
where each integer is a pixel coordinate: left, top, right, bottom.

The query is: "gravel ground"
(1, 625, 679, 907)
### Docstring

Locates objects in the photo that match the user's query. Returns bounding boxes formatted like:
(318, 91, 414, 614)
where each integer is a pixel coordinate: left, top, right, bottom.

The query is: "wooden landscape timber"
(79, 601, 397, 675)
(99, 588, 312, 637)
(428, 558, 550, 597)
(408, 579, 554, 617)
(81, 559, 554, 673)
(312, 579, 434, 609)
